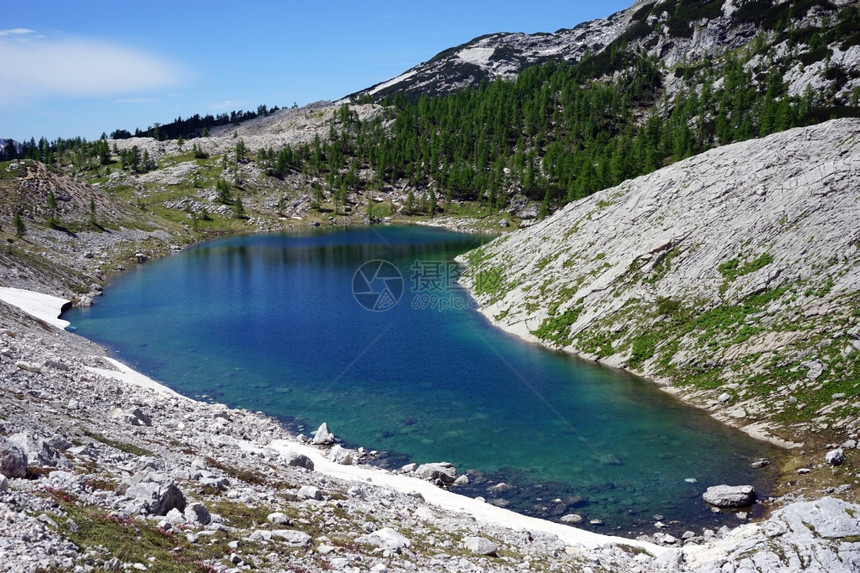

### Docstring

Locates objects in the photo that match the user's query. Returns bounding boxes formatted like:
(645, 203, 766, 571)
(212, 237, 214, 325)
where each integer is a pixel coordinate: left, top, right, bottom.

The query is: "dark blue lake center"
(64, 226, 784, 537)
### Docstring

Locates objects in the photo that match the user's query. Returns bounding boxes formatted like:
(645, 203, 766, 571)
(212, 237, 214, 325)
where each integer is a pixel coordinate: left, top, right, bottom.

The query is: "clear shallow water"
(64, 226, 783, 537)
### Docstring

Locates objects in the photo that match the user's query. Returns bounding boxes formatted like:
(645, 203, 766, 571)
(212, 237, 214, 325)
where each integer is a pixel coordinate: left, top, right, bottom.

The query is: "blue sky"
(2, 1, 633, 142)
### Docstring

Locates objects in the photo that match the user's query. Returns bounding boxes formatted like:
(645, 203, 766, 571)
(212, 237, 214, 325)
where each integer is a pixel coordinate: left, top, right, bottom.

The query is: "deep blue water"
(64, 226, 782, 537)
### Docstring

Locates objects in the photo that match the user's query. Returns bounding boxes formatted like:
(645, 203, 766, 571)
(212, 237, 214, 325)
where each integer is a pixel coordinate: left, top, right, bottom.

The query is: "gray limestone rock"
(702, 485, 756, 508)
(281, 450, 315, 471)
(0, 438, 27, 478)
(356, 527, 410, 551)
(267, 512, 290, 526)
(327, 444, 357, 465)
(271, 529, 313, 547)
(462, 536, 498, 556)
(312, 422, 335, 445)
(561, 513, 583, 524)
(297, 485, 323, 501)
(184, 502, 211, 525)
(414, 462, 457, 484)
(826, 448, 846, 466)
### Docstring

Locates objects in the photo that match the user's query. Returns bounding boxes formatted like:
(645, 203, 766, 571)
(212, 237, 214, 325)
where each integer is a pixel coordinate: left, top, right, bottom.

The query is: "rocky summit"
(459, 118, 860, 449)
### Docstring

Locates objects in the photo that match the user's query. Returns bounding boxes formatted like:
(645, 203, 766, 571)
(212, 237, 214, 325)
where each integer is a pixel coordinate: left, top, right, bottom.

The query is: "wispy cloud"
(0, 28, 39, 37)
(0, 31, 184, 105)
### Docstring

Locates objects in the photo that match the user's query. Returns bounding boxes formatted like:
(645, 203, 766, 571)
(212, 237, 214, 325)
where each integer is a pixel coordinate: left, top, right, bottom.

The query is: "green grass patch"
(718, 252, 774, 281)
(81, 430, 154, 457)
(55, 503, 233, 572)
(531, 306, 583, 346)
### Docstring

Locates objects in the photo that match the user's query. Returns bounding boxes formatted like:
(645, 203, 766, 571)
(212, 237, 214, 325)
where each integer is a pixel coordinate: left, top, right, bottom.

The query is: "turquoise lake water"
(64, 226, 783, 537)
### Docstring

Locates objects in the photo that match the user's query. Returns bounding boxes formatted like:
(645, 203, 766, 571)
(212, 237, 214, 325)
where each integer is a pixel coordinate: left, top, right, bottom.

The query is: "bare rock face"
(460, 119, 860, 440)
(0, 438, 27, 478)
(686, 497, 860, 571)
(703, 485, 756, 508)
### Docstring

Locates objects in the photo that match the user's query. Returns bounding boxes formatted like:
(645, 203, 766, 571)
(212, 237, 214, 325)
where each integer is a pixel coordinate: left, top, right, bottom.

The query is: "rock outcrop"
(702, 485, 756, 508)
(459, 119, 860, 445)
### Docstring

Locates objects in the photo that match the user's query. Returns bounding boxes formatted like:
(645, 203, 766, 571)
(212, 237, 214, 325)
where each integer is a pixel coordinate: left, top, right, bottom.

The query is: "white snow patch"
(0, 287, 70, 329)
(366, 69, 419, 97)
(86, 357, 190, 400)
(457, 46, 496, 66)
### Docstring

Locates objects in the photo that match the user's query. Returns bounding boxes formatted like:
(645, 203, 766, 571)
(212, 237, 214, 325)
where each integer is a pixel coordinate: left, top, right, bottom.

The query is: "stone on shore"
(328, 444, 358, 465)
(414, 462, 457, 484)
(703, 484, 756, 508)
(312, 422, 335, 445)
(281, 450, 315, 471)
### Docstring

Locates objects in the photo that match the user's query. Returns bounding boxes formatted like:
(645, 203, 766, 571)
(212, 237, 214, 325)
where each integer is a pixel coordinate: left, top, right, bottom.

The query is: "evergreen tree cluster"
(247, 30, 858, 215)
(110, 104, 282, 141)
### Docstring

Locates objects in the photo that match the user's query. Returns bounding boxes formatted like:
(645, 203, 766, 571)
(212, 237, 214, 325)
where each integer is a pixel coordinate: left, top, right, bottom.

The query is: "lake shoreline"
(2, 223, 859, 570)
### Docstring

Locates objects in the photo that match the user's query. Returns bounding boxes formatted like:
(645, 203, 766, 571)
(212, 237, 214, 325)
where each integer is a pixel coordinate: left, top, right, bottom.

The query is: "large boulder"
(327, 444, 358, 465)
(184, 502, 211, 525)
(281, 450, 315, 471)
(462, 536, 499, 556)
(826, 448, 845, 466)
(126, 481, 187, 515)
(356, 527, 410, 551)
(312, 422, 335, 445)
(0, 438, 27, 478)
(703, 484, 755, 508)
(415, 462, 457, 484)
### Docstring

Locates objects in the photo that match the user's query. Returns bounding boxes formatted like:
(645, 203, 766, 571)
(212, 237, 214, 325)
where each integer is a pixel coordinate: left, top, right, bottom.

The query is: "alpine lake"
(64, 225, 785, 538)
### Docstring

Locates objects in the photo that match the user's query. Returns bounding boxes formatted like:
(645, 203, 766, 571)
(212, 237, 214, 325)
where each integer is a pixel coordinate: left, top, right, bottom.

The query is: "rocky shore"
(0, 261, 859, 572)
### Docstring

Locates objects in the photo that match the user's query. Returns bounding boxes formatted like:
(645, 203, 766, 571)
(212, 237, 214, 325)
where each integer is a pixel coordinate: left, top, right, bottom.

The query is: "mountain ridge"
(351, 0, 859, 107)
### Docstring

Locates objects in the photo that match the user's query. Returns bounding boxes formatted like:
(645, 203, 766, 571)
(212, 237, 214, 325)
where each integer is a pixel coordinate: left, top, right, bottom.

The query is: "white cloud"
(0, 28, 38, 37)
(0, 32, 184, 105)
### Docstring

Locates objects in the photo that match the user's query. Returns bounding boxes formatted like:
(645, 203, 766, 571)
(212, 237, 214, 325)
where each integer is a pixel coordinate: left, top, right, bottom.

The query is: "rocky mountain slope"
(0, 160, 194, 303)
(459, 118, 860, 451)
(353, 0, 859, 106)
